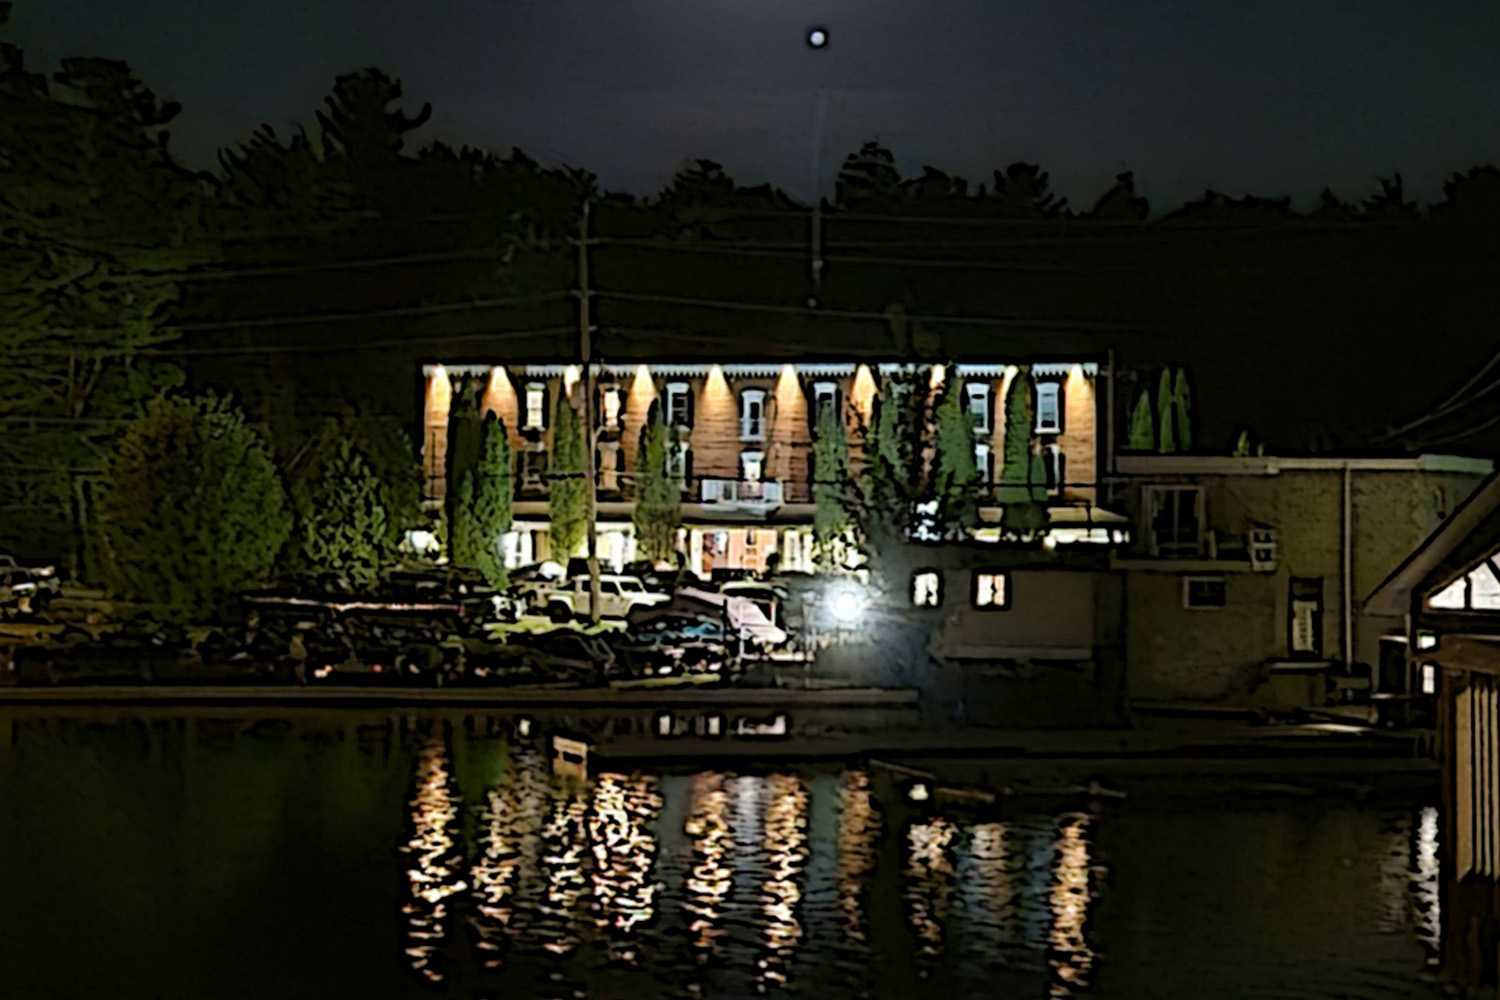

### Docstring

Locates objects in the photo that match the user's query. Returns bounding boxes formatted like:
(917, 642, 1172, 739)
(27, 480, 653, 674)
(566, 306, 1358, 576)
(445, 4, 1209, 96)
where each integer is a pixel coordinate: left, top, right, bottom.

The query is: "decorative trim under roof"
(423, 361, 1096, 379)
(1116, 455, 1495, 477)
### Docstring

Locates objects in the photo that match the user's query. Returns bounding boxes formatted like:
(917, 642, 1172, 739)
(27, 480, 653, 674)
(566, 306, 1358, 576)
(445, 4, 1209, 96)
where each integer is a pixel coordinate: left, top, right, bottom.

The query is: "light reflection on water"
(0, 717, 1446, 1000)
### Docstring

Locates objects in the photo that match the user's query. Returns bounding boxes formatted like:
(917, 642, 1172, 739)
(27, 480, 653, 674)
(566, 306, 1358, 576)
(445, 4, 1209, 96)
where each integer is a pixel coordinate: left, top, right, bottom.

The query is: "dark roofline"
(1364, 470, 1500, 615)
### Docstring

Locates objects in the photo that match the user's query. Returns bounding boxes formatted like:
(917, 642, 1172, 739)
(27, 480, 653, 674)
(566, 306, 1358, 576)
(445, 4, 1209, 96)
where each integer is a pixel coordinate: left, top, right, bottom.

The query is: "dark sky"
(12, 0, 1500, 210)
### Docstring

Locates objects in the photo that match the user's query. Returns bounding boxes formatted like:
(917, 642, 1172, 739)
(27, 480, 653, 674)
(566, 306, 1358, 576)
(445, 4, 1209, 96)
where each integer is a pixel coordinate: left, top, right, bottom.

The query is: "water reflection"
(1413, 806, 1442, 964)
(834, 770, 880, 947)
(758, 772, 809, 990)
(468, 745, 549, 970)
(588, 771, 663, 963)
(534, 784, 592, 957)
(905, 816, 959, 974)
(399, 732, 468, 984)
(1047, 814, 1096, 996)
(683, 772, 733, 962)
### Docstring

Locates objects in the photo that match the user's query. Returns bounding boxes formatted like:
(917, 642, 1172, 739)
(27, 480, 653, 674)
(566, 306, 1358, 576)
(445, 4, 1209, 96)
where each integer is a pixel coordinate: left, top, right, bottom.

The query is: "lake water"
(0, 713, 1445, 999)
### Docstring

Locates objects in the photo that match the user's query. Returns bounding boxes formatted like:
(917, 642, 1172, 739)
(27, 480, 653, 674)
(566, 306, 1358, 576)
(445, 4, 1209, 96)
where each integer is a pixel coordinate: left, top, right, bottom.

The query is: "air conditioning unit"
(1249, 526, 1280, 572)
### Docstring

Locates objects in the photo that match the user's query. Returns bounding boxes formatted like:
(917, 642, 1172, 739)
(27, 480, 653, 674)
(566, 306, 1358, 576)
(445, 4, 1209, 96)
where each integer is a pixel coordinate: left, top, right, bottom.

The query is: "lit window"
(667, 442, 691, 487)
(1147, 486, 1202, 557)
(966, 383, 991, 433)
(525, 382, 546, 429)
(601, 385, 622, 429)
(972, 571, 1009, 609)
(666, 382, 693, 428)
(813, 381, 840, 417)
(974, 442, 992, 483)
(1045, 444, 1065, 492)
(1430, 578, 1466, 609)
(741, 389, 767, 441)
(1183, 577, 1226, 609)
(598, 442, 621, 492)
(1036, 381, 1062, 433)
(1417, 631, 1437, 651)
(1421, 663, 1438, 695)
(1473, 562, 1500, 609)
(740, 450, 763, 483)
(1290, 577, 1323, 657)
(912, 571, 942, 608)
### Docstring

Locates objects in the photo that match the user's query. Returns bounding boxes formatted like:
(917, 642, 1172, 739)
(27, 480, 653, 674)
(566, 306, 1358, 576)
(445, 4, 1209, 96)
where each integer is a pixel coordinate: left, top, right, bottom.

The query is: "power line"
(175, 292, 568, 333)
(6, 326, 575, 359)
(597, 290, 1155, 332)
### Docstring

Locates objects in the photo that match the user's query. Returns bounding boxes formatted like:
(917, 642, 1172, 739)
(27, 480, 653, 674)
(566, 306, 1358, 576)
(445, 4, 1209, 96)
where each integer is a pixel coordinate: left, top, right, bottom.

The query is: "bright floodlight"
(807, 27, 828, 48)
(909, 782, 930, 803)
(830, 586, 863, 624)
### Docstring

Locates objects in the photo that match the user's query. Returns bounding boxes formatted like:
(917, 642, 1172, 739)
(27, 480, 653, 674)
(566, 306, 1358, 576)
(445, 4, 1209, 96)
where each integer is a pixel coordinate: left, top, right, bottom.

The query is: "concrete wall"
(1120, 465, 1489, 704)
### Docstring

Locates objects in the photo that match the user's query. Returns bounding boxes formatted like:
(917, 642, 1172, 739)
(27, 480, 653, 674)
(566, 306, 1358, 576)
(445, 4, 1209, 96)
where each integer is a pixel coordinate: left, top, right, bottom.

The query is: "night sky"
(11, 0, 1500, 210)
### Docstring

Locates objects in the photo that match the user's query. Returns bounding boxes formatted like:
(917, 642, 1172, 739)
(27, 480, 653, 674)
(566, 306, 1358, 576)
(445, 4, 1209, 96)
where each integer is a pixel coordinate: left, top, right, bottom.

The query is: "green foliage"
(812, 399, 853, 565)
(449, 474, 479, 569)
(632, 403, 680, 564)
(470, 414, 514, 587)
(836, 141, 903, 212)
(285, 411, 423, 580)
(857, 371, 929, 557)
(1173, 368, 1193, 452)
(548, 392, 587, 560)
(99, 393, 290, 620)
(1234, 430, 1252, 457)
(998, 367, 1037, 503)
(933, 372, 980, 537)
(1127, 390, 1155, 451)
(1156, 369, 1177, 454)
(297, 438, 391, 591)
(1004, 500, 1050, 540)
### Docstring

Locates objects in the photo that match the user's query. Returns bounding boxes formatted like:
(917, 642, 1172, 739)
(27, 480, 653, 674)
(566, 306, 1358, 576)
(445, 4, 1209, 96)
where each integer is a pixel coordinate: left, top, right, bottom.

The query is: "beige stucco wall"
(1123, 466, 1489, 703)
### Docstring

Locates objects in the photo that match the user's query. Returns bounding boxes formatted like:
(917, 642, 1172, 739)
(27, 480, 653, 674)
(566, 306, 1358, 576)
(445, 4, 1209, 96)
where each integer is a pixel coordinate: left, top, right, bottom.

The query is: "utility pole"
(577, 199, 602, 624)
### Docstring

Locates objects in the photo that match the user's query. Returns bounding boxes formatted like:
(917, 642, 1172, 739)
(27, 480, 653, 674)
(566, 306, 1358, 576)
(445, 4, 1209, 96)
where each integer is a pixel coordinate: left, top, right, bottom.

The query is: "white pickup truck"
(521, 574, 670, 619)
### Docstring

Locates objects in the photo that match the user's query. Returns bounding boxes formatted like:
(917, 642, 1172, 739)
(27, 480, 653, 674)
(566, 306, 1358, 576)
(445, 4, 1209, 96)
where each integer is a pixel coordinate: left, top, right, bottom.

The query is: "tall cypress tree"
(459, 413, 513, 587)
(998, 368, 1036, 503)
(933, 373, 980, 538)
(632, 402, 680, 564)
(813, 399, 853, 565)
(548, 392, 587, 561)
(1173, 367, 1193, 452)
(1156, 368, 1177, 454)
(1128, 390, 1155, 451)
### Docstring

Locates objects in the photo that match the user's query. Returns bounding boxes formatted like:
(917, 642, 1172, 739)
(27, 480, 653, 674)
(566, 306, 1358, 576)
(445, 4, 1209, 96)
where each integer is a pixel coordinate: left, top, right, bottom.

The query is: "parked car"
(0, 552, 61, 612)
(518, 574, 670, 620)
(505, 630, 615, 683)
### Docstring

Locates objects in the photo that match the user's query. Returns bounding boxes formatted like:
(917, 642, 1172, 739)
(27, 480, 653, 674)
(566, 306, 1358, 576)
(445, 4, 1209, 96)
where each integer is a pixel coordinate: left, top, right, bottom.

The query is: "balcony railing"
(701, 478, 783, 505)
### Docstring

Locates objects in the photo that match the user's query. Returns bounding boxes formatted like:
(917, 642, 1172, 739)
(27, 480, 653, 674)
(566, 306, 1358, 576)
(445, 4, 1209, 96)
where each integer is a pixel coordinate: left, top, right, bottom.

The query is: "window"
(601, 385, 622, 429)
(740, 450, 763, 483)
(912, 570, 943, 608)
(1183, 576, 1226, 609)
(966, 383, 992, 433)
(1421, 663, 1438, 696)
(972, 570, 1010, 610)
(1146, 486, 1202, 557)
(525, 382, 547, 429)
(813, 381, 840, 419)
(1427, 557, 1500, 611)
(741, 389, 767, 441)
(1044, 444, 1065, 493)
(598, 442, 621, 492)
(519, 448, 548, 491)
(1036, 381, 1062, 433)
(1289, 577, 1324, 657)
(667, 442, 691, 488)
(666, 382, 693, 428)
(974, 442, 993, 483)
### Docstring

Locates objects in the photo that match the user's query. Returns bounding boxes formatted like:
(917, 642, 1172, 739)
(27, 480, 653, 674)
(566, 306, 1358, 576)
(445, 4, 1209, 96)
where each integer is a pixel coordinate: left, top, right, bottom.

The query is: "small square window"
(912, 571, 942, 608)
(972, 571, 1009, 609)
(1183, 576, 1226, 609)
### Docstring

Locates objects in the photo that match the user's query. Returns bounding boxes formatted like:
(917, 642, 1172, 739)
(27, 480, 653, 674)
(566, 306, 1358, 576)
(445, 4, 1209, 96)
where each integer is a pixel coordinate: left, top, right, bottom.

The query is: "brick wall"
(1060, 368, 1098, 502)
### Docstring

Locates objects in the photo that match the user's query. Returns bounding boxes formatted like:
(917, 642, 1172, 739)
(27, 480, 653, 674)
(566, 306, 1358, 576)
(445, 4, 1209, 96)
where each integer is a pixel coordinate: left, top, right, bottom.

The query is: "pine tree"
(632, 402, 680, 564)
(997, 368, 1036, 503)
(300, 438, 391, 591)
(466, 413, 514, 587)
(1128, 390, 1155, 451)
(812, 399, 853, 565)
(1156, 369, 1177, 454)
(933, 373, 980, 537)
(548, 392, 587, 561)
(99, 393, 291, 621)
(1173, 368, 1193, 452)
(450, 474, 479, 568)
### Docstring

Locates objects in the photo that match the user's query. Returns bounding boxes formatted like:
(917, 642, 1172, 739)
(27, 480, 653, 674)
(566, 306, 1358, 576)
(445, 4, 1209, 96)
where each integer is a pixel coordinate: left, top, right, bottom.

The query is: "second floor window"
(966, 383, 991, 433)
(1036, 381, 1062, 434)
(525, 383, 547, 430)
(813, 381, 840, 415)
(601, 385, 622, 429)
(667, 442, 692, 488)
(666, 382, 693, 428)
(741, 389, 766, 441)
(1147, 486, 1202, 557)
